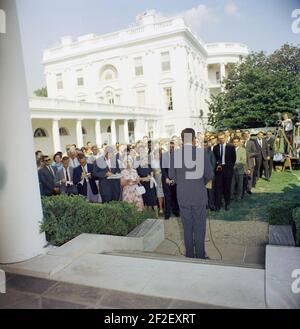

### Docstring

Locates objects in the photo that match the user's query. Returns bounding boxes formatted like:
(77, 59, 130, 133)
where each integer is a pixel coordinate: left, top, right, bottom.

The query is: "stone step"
(103, 250, 265, 269)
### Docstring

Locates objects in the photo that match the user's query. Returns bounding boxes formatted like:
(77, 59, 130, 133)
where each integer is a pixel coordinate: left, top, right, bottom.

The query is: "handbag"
(135, 184, 146, 196)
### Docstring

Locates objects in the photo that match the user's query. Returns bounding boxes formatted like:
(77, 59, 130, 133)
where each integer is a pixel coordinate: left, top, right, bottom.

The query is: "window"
(134, 57, 144, 76)
(100, 65, 118, 81)
(161, 51, 171, 72)
(82, 127, 87, 135)
(164, 87, 173, 111)
(34, 128, 47, 138)
(136, 90, 145, 107)
(105, 71, 113, 81)
(216, 71, 221, 82)
(56, 73, 63, 90)
(77, 69, 84, 86)
(106, 91, 114, 105)
(59, 127, 69, 136)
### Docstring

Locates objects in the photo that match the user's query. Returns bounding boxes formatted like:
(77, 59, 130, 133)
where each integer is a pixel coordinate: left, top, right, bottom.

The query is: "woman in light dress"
(151, 149, 164, 216)
(121, 156, 144, 212)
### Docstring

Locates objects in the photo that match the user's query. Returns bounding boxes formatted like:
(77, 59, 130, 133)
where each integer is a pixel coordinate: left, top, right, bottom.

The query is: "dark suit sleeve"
(73, 167, 81, 185)
(38, 169, 54, 191)
(169, 151, 176, 182)
(204, 152, 214, 184)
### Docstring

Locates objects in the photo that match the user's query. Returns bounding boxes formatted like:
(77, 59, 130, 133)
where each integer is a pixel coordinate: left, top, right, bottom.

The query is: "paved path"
(0, 273, 226, 309)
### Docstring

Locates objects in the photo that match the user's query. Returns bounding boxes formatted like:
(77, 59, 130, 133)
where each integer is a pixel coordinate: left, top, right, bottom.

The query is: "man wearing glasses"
(38, 155, 60, 197)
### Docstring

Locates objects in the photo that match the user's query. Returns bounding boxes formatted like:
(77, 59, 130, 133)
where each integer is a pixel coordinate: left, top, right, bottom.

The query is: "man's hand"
(166, 178, 172, 185)
(106, 171, 112, 177)
(53, 187, 60, 194)
(267, 156, 270, 160)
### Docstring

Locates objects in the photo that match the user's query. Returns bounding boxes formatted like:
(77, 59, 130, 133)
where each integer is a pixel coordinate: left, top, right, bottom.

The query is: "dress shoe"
(247, 190, 252, 195)
(164, 216, 170, 220)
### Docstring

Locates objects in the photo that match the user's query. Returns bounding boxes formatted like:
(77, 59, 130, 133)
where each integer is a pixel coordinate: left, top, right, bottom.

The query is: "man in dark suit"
(169, 128, 214, 259)
(161, 141, 180, 219)
(93, 146, 121, 203)
(55, 156, 78, 195)
(213, 132, 236, 211)
(255, 132, 270, 181)
(243, 131, 258, 193)
(38, 155, 59, 197)
(266, 131, 275, 178)
(73, 153, 99, 198)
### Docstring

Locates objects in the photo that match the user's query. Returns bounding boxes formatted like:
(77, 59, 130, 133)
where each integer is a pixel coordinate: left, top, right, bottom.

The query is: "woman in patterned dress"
(121, 156, 144, 212)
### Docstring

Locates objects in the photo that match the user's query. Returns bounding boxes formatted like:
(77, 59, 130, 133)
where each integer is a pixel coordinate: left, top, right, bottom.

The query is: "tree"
(208, 43, 300, 130)
(34, 87, 48, 97)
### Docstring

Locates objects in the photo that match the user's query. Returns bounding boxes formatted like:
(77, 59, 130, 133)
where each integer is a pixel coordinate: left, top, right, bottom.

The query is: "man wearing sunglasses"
(38, 155, 60, 197)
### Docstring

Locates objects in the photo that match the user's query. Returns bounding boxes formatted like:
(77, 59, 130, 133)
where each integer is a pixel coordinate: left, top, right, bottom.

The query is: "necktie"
(65, 168, 70, 182)
(220, 145, 223, 164)
(48, 166, 54, 177)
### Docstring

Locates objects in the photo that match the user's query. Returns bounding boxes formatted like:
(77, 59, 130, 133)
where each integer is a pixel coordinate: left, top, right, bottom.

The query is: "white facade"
(32, 10, 249, 154)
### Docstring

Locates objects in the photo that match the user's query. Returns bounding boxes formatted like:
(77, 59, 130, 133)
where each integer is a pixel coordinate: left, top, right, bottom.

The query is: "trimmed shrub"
(292, 207, 300, 244)
(40, 195, 155, 246)
(267, 201, 300, 225)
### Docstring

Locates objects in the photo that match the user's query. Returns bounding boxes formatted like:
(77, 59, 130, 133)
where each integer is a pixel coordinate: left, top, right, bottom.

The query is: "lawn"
(209, 170, 300, 222)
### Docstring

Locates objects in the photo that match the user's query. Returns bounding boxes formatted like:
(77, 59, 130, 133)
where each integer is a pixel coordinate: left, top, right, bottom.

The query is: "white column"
(220, 62, 226, 82)
(95, 119, 102, 147)
(110, 119, 117, 146)
(123, 119, 129, 144)
(52, 119, 61, 152)
(0, 0, 46, 263)
(76, 119, 84, 148)
(134, 119, 145, 142)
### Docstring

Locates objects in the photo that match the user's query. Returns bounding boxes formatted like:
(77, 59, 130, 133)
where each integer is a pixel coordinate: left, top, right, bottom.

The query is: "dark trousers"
(284, 130, 293, 154)
(100, 179, 121, 203)
(179, 204, 206, 259)
(163, 183, 179, 218)
(258, 156, 270, 180)
(214, 165, 234, 209)
(231, 171, 244, 200)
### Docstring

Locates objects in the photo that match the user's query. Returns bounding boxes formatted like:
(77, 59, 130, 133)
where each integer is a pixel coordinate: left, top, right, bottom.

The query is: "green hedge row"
(40, 195, 155, 246)
(267, 201, 300, 225)
(292, 208, 300, 244)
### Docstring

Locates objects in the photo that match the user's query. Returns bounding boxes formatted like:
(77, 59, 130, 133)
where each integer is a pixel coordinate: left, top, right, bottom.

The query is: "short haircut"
(62, 156, 69, 161)
(181, 128, 195, 143)
(233, 137, 240, 141)
(77, 153, 86, 160)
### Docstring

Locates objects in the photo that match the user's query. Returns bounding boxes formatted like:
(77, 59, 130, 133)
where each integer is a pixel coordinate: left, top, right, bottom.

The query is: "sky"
(16, 0, 300, 95)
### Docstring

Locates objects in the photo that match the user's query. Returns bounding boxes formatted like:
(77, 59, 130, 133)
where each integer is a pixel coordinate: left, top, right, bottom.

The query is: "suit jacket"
(234, 147, 247, 174)
(93, 155, 121, 180)
(245, 139, 257, 170)
(73, 164, 98, 196)
(169, 145, 214, 206)
(255, 138, 270, 161)
(213, 143, 236, 168)
(38, 166, 57, 197)
(266, 137, 275, 157)
(55, 166, 78, 194)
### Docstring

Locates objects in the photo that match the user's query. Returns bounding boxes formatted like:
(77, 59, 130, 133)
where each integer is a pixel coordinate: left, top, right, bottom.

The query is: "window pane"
(137, 90, 145, 107)
(161, 52, 171, 72)
(164, 87, 173, 111)
(56, 74, 63, 90)
(134, 57, 143, 76)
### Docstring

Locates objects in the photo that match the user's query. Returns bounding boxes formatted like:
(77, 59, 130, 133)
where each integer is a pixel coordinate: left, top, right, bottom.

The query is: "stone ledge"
(269, 225, 295, 247)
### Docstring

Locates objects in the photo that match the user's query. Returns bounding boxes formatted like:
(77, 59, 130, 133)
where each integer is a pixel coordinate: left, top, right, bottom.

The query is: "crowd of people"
(36, 124, 293, 218)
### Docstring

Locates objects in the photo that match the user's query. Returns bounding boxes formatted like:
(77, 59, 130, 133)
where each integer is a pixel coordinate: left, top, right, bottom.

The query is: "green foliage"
(267, 201, 300, 225)
(40, 195, 154, 246)
(208, 43, 300, 129)
(34, 87, 48, 97)
(292, 208, 300, 243)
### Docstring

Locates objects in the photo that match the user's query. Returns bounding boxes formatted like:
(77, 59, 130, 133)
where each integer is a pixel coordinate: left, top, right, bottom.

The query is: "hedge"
(292, 208, 300, 244)
(267, 201, 300, 225)
(40, 195, 155, 246)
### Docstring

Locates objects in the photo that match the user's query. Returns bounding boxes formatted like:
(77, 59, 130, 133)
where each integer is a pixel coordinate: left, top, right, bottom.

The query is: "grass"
(208, 170, 300, 222)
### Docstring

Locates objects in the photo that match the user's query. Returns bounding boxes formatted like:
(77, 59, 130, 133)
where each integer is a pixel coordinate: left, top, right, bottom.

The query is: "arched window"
(100, 65, 118, 81)
(59, 127, 69, 136)
(82, 127, 87, 135)
(107, 126, 111, 133)
(34, 128, 48, 138)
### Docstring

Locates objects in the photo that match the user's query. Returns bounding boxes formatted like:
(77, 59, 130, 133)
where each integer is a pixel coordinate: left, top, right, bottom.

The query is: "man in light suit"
(55, 156, 78, 195)
(231, 137, 247, 201)
(169, 128, 214, 259)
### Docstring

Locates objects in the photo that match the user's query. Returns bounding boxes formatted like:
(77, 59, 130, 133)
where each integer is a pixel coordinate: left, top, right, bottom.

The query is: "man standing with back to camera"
(169, 128, 214, 259)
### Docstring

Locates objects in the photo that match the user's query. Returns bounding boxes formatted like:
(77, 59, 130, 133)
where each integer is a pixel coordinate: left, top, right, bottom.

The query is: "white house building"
(31, 10, 249, 155)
